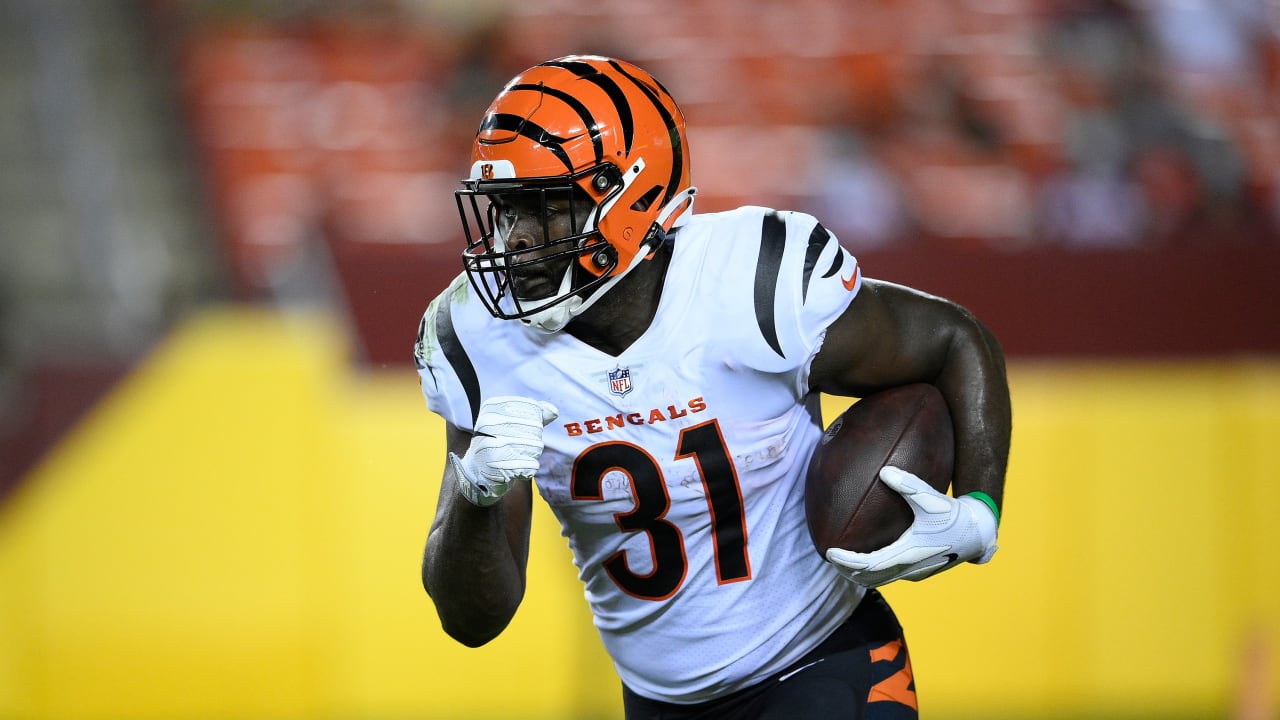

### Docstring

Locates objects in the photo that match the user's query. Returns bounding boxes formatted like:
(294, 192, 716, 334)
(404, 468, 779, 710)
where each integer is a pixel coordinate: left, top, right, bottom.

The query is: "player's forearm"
(422, 490, 529, 647)
(935, 313, 1011, 509)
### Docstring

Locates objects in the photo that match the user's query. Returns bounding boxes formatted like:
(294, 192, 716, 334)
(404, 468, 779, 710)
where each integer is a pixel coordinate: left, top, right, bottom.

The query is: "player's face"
(490, 189, 592, 301)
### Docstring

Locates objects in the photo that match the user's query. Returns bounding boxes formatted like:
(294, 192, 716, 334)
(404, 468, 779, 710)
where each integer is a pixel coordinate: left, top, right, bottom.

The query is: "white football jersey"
(415, 206, 867, 704)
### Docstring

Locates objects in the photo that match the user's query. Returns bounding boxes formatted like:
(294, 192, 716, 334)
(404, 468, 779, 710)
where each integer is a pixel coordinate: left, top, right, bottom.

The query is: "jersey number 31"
(571, 419, 751, 601)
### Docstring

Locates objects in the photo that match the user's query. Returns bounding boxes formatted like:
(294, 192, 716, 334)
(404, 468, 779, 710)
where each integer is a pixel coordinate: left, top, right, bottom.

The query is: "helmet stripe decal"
(755, 211, 787, 358)
(544, 60, 635, 154)
(508, 82, 604, 164)
(610, 60, 683, 213)
(477, 113, 575, 173)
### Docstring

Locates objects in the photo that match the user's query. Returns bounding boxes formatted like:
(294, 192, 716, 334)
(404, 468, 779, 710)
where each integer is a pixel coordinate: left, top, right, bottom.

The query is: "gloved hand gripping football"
(825, 466, 999, 587)
(450, 396, 559, 507)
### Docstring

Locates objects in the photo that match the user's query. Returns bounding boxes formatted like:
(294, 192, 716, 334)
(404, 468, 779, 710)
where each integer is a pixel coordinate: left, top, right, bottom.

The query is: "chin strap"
(657, 187, 697, 230)
(520, 269, 583, 333)
(520, 240, 650, 333)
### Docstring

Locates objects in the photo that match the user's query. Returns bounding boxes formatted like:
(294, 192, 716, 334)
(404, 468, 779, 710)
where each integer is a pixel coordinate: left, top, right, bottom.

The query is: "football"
(805, 383, 954, 555)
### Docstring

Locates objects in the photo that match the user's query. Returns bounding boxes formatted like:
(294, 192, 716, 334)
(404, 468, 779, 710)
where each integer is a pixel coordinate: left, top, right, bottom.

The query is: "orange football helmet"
(456, 55, 696, 332)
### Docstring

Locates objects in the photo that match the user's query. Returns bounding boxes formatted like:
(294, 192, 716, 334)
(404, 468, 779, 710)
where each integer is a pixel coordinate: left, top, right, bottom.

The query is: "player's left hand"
(825, 466, 998, 588)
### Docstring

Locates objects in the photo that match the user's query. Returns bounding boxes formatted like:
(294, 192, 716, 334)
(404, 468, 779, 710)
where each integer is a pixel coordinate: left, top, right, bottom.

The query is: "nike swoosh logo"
(841, 265, 861, 291)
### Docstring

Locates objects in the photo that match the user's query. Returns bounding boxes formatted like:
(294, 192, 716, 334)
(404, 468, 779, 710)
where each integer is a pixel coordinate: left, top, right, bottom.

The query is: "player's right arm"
(422, 422, 532, 647)
(422, 406, 549, 647)
(415, 291, 560, 645)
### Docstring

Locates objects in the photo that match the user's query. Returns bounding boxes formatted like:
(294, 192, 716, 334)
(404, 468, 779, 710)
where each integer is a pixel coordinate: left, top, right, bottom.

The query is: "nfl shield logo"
(608, 367, 633, 397)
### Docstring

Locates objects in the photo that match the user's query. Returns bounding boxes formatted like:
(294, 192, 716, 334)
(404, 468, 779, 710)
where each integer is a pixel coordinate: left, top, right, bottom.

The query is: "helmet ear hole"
(630, 185, 663, 212)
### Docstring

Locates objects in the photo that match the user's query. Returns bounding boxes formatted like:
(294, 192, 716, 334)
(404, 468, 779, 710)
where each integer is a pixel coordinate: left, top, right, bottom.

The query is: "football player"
(416, 55, 1010, 719)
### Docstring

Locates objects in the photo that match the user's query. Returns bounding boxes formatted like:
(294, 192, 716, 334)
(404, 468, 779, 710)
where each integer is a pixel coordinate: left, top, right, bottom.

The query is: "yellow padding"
(1, 309, 1277, 719)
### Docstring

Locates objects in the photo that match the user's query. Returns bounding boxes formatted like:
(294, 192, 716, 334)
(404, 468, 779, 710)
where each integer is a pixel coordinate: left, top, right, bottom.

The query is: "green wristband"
(964, 491, 1001, 527)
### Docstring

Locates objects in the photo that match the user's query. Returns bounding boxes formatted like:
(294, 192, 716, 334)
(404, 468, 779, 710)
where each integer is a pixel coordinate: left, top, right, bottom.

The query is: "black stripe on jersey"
(545, 60, 635, 154)
(610, 60, 683, 209)
(434, 297, 482, 426)
(802, 222, 839, 302)
(755, 211, 787, 358)
(477, 113, 575, 173)
(821, 242, 845, 280)
(508, 82, 604, 164)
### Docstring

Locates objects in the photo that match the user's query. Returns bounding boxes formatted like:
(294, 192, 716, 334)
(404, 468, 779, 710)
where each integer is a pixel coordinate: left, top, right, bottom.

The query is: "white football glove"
(449, 396, 559, 507)
(826, 466, 999, 588)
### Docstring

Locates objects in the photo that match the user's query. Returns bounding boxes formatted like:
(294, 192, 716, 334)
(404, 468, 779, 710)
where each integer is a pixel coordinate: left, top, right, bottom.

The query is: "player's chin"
(510, 264, 571, 301)
(511, 276, 557, 301)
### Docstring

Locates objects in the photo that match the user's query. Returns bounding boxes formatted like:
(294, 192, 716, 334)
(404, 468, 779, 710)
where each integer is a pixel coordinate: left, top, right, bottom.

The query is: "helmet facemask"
(456, 161, 663, 333)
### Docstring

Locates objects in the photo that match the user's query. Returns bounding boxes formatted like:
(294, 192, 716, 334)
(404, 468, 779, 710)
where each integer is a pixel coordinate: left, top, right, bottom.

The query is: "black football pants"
(621, 589, 918, 720)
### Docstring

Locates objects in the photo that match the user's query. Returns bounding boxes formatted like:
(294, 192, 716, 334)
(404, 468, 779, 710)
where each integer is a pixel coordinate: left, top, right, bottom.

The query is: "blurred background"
(0, 0, 1278, 718)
